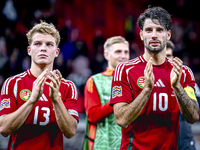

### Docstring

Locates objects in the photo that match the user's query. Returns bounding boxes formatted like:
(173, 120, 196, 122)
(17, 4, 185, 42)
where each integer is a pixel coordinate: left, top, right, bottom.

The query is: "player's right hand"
(30, 69, 48, 103)
(144, 57, 154, 90)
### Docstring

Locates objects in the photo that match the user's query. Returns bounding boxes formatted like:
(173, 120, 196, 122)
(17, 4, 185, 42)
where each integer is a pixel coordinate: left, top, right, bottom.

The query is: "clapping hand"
(170, 57, 183, 88)
(30, 69, 48, 103)
(144, 57, 155, 90)
(45, 69, 62, 102)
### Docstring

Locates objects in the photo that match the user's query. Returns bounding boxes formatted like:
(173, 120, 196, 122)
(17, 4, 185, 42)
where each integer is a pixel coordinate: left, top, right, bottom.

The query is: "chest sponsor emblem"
(154, 79, 165, 87)
(137, 77, 145, 89)
(112, 86, 122, 98)
(20, 89, 31, 101)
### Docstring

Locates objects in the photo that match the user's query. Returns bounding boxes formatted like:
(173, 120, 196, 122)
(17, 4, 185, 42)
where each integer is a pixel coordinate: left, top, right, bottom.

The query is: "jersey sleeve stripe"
(119, 63, 125, 81)
(14, 80, 18, 99)
(186, 66, 195, 81)
(61, 79, 78, 100)
(1, 72, 27, 95)
(69, 82, 75, 99)
(5, 77, 15, 95)
(113, 64, 118, 81)
(113, 57, 141, 82)
(126, 66, 134, 91)
(182, 65, 195, 83)
(182, 70, 186, 83)
(114, 63, 124, 81)
(127, 58, 141, 66)
(114, 63, 121, 81)
(69, 82, 77, 100)
(74, 83, 78, 100)
(1, 78, 10, 95)
(14, 73, 27, 99)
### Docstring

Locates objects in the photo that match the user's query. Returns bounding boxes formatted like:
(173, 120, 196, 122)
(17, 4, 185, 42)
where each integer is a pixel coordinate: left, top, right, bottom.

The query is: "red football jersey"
(110, 55, 196, 150)
(0, 69, 79, 150)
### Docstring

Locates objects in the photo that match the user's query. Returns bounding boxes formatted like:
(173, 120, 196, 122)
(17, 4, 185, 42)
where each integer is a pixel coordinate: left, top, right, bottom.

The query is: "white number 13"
(33, 106, 50, 126)
(153, 92, 168, 111)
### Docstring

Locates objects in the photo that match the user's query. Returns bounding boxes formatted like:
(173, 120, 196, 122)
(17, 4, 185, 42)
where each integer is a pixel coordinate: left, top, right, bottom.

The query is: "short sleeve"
(62, 80, 79, 122)
(110, 63, 133, 106)
(182, 66, 196, 89)
(0, 78, 18, 115)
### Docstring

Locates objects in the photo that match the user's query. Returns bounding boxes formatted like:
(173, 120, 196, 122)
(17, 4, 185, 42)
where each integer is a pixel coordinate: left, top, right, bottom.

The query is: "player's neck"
(108, 63, 115, 71)
(30, 63, 53, 77)
(143, 49, 166, 65)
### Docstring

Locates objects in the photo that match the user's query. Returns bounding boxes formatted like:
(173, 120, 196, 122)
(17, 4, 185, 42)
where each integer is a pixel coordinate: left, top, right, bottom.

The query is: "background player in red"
(110, 6, 199, 150)
(0, 21, 79, 150)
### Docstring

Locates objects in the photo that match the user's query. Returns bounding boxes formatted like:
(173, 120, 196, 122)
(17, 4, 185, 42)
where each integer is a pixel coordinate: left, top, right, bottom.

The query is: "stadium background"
(0, 0, 200, 149)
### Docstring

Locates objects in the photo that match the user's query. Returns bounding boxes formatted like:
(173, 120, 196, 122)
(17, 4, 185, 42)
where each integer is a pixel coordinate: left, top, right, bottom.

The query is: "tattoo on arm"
(175, 88, 199, 122)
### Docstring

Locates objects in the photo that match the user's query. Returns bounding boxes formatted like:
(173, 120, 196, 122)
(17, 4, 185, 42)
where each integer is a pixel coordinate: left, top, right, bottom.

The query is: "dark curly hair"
(137, 6, 172, 31)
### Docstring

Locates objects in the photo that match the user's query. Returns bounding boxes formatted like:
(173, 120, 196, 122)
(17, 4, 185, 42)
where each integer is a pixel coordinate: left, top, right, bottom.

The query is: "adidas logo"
(39, 94, 48, 101)
(154, 79, 165, 87)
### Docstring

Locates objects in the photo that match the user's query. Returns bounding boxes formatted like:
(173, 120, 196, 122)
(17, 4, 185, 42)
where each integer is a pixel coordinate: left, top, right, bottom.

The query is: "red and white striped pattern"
(1, 72, 27, 96)
(113, 57, 141, 81)
(61, 79, 78, 100)
(183, 65, 195, 81)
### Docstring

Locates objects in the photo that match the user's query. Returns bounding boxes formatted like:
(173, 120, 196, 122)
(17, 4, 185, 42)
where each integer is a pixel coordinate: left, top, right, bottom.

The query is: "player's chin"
(38, 61, 48, 64)
(118, 60, 127, 64)
(36, 60, 49, 66)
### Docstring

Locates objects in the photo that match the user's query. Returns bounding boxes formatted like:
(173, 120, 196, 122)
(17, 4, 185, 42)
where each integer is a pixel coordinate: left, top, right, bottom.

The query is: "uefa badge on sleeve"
(112, 86, 122, 98)
(0, 98, 10, 111)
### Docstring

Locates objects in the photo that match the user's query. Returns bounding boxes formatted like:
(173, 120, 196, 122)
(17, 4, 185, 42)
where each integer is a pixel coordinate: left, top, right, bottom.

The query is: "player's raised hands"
(144, 57, 154, 90)
(170, 57, 183, 88)
(45, 69, 62, 102)
(30, 69, 48, 103)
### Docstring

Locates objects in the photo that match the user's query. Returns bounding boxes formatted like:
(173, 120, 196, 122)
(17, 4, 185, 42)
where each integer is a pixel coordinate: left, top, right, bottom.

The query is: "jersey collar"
(27, 69, 37, 80)
(102, 67, 114, 76)
(140, 55, 168, 68)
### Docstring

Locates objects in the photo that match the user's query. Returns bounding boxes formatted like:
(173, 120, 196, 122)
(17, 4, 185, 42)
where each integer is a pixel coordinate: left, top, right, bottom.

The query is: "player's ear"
(104, 51, 109, 61)
(167, 30, 171, 40)
(140, 30, 144, 41)
(55, 48, 60, 57)
(27, 46, 31, 56)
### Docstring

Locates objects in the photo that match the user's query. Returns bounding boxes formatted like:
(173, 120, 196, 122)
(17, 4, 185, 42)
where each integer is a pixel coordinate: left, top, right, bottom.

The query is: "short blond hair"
(26, 20, 60, 47)
(103, 36, 129, 52)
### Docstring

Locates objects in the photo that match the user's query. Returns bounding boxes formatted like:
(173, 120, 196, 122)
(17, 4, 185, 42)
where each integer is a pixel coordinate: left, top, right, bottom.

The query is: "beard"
(144, 39, 166, 53)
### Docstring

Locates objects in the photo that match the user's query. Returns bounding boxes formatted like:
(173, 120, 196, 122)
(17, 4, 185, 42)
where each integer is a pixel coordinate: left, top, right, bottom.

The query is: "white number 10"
(153, 92, 168, 111)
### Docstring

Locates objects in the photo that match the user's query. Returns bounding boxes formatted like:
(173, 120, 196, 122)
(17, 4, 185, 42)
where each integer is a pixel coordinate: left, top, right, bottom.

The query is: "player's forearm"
(174, 84, 199, 124)
(0, 100, 35, 137)
(114, 87, 152, 128)
(87, 103, 113, 124)
(53, 99, 77, 138)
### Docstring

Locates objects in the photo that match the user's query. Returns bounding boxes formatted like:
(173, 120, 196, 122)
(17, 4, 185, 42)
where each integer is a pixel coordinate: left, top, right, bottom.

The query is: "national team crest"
(20, 89, 31, 101)
(137, 77, 145, 89)
(112, 86, 122, 98)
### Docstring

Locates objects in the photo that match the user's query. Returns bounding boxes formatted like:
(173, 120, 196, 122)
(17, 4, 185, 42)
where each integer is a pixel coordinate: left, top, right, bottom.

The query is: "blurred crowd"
(0, 0, 200, 114)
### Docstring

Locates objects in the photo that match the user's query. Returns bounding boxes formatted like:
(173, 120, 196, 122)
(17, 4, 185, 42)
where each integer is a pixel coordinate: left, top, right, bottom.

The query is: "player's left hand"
(170, 57, 183, 88)
(45, 69, 62, 102)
